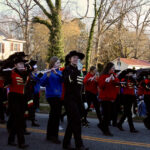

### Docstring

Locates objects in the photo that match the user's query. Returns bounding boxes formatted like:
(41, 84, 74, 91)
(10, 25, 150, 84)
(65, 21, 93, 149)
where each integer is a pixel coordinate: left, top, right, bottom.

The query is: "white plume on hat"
(33, 64, 38, 69)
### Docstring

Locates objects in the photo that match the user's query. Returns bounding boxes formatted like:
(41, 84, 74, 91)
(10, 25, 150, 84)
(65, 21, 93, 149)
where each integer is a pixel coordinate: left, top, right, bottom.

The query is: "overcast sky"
(0, 0, 95, 31)
(0, 0, 94, 16)
(0, 0, 150, 33)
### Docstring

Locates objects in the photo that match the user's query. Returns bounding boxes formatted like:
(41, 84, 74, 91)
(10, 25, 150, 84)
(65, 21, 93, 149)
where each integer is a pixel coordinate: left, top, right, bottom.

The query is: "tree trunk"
(48, 11, 64, 61)
(85, 13, 98, 71)
(33, 0, 64, 61)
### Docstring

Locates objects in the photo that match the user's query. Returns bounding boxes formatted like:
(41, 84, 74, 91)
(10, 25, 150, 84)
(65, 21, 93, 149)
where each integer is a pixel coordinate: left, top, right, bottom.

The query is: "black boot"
(103, 130, 113, 136)
(143, 118, 150, 129)
(47, 137, 61, 144)
(117, 123, 124, 131)
(8, 141, 17, 146)
(76, 146, 89, 150)
(63, 144, 76, 150)
(18, 144, 29, 149)
(0, 119, 6, 124)
(32, 121, 40, 127)
(130, 129, 138, 133)
(24, 129, 31, 135)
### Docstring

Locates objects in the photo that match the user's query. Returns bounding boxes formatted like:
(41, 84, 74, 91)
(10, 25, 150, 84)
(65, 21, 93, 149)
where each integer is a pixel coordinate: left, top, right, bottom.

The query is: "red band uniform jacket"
(98, 74, 120, 101)
(83, 72, 98, 95)
(121, 78, 135, 95)
(138, 79, 150, 96)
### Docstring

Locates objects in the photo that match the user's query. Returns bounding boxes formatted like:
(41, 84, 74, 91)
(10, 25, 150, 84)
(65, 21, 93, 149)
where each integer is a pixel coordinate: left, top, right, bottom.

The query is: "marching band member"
(62, 50, 89, 150)
(40, 56, 63, 144)
(117, 69, 138, 133)
(98, 62, 120, 136)
(0, 75, 7, 124)
(6, 56, 29, 148)
(83, 66, 101, 127)
(138, 72, 150, 129)
(24, 60, 40, 127)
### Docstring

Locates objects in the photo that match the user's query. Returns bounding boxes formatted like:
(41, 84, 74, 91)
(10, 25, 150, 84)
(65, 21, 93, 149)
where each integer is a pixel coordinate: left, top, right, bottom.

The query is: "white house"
(113, 58, 150, 71)
(0, 29, 26, 60)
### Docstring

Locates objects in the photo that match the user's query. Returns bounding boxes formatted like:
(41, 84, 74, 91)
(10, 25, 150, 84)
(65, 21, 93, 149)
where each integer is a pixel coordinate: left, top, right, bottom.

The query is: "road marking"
(1, 124, 150, 148)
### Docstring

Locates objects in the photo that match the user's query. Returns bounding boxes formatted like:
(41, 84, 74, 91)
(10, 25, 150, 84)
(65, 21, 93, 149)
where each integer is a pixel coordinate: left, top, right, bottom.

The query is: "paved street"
(1, 113, 150, 150)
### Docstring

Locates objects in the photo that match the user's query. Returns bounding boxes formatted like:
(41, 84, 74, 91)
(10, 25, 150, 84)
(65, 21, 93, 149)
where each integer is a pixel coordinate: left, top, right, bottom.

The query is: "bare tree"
(84, 0, 146, 69)
(94, 0, 148, 66)
(0, 0, 37, 54)
(33, 0, 64, 61)
(126, 1, 150, 58)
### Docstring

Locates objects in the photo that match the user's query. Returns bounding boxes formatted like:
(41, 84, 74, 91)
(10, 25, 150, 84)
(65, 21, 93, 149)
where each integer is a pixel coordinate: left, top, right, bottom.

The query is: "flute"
(2, 67, 26, 71)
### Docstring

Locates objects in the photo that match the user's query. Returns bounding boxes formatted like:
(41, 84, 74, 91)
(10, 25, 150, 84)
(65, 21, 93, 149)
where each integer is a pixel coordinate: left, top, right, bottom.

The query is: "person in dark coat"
(0, 76, 7, 124)
(25, 61, 40, 127)
(62, 50, 89, 150)
(117, 69, 138, 133)
(32, 65, 41, 113)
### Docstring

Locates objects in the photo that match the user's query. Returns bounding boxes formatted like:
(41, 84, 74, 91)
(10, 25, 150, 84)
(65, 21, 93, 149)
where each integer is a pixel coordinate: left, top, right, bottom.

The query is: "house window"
(10, 43, 13, 51)
(0, 43, 2, 53)
(14, 44, 18, 51)
(17, 44, 20, 51)
(11, 43, 20, 51)
(0, 43, 4, 53)
(2, 43, 4, 53)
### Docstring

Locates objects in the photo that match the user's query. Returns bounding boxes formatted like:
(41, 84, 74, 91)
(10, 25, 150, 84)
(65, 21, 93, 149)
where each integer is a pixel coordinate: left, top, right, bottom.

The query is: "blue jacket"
(32, 73, 41, 94)
(40, 69, 63, 99)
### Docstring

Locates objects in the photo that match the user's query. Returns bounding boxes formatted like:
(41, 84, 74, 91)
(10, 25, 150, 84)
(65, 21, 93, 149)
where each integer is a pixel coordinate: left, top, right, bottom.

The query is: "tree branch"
(32, 17, 52, 30)
(33, 0, 52, 19)
(75, 0, 90, 20)
(56, 0, 61, 11)
(46, 0, 55, 12)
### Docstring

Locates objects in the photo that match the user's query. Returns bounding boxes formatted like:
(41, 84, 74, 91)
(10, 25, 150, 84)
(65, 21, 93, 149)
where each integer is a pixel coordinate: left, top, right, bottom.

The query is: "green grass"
(38, 105, 144, 122)
(39, 91, 145, 122)
(39, 91, 47, 103)
(39, 105, 49, 113)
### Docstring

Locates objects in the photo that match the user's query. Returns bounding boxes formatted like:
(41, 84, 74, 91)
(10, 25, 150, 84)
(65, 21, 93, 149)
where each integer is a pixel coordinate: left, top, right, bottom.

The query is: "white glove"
(139, 95, 144, 100)
(111, 74, 115, 80)
(77, 76, 83, 85)
(77, 59, 83, 71)
(88, 76, 95, 81)
(105, 76, 111, 82)
(84, 102, 88, 110)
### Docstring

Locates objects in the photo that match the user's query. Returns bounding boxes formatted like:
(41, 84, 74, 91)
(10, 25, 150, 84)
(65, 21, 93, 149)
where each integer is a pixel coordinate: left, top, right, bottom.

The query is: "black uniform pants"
(8, 92, 25, 145)
(63, 99, 83, 148)
(111, 95, 121, 126)
(0, 99, 4, 121)
(144, 95, 150, 119)
(118, 95, 136, 130)
(46, 97, 61, 139)
(28, 104, 35, 122)
(33, 93, 40, 109)
(60, 100, 67, 122)
(0, 88, 6, 121)
(101, 101, 113, 132)
(85, 91, 101, 123)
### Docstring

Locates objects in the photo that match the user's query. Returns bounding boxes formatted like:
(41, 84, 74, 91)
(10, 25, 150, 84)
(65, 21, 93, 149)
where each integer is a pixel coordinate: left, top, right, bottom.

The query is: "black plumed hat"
(136, 69, 150, 82)
(68, 50, 85, 60)
(118, 69, 136, 79)
(26, 59, 37, 67)
(65, 50, 85, 65)
(13, 57, 28, 64)
(3, 52, 28, 68)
